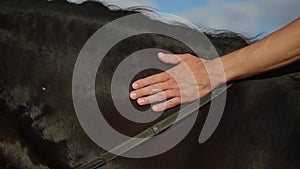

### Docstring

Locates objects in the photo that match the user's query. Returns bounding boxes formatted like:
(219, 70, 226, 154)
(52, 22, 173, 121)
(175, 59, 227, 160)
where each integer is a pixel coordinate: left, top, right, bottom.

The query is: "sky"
(68, 0, 299, 37)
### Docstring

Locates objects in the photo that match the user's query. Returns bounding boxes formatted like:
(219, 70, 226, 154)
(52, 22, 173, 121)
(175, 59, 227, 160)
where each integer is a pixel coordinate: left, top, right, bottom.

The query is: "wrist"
(204, 58, 228, 87)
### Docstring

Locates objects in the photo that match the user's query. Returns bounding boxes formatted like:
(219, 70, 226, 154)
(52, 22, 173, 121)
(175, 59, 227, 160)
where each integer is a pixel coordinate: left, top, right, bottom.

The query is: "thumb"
(157, 52, 186, 64)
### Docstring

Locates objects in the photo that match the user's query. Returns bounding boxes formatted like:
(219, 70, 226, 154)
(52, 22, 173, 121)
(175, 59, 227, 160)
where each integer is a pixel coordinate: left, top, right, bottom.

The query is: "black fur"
(0, 0, 299, 169)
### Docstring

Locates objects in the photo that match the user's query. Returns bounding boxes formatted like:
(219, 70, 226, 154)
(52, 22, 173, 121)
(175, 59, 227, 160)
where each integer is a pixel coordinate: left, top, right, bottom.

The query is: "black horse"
(0, 0, 299, 169)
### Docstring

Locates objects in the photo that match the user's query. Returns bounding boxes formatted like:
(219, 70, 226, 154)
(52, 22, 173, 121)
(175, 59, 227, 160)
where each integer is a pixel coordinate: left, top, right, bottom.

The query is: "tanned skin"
(130, 18, 300, 112)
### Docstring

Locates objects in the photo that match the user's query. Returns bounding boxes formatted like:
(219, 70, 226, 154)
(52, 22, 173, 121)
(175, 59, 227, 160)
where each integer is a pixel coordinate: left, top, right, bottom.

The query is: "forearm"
(219, 18, 300, 82)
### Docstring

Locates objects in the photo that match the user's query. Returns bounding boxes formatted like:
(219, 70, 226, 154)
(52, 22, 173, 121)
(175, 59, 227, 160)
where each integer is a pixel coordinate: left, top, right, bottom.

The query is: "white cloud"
(178, 0, 300, 36)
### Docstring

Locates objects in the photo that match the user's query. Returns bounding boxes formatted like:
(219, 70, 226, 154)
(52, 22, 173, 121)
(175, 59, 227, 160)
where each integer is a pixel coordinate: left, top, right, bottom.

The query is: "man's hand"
(130, 52, 225, 112)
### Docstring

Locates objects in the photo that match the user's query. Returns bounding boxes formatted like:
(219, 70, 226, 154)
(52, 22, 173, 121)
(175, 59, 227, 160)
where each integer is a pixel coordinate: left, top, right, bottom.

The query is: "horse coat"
(0, 0, 299, 168)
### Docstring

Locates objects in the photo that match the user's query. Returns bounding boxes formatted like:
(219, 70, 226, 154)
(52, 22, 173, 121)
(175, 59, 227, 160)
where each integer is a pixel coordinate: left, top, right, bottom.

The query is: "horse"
(0, 0, 299, 168)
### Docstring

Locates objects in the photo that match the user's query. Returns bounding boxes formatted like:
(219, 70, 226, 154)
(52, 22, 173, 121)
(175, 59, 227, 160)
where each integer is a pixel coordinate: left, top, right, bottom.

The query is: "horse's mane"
(64, 0, 254, 53)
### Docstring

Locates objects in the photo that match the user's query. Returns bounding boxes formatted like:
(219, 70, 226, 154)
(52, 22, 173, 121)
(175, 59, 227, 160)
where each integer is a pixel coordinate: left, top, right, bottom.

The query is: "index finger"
(132, 72, 170, 89)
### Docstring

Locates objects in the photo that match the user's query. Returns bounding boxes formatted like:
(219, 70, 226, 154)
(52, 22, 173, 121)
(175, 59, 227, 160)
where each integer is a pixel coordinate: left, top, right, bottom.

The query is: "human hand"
(130, 53, 225, 112)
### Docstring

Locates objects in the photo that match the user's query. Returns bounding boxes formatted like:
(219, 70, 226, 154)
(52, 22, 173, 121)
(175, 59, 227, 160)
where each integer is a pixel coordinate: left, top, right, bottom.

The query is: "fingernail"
(152, 105, 160, 112)
(138, 98, 144, 105)
(158, 52, 165, 57)
(130, 92, 137, 99)
(132, 83, 139, 89)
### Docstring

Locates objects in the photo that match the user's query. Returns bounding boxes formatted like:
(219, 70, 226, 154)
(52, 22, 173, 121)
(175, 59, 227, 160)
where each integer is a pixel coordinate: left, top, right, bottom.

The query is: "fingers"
(130, 79, 178, 99)
(152, 97, 181, 112)
(132, 72, 170, 90)
(136, 89, 180, 105)
(130, 53, 195, 112)
(157, 52, 188, 64)
(132, 53, 190, 90)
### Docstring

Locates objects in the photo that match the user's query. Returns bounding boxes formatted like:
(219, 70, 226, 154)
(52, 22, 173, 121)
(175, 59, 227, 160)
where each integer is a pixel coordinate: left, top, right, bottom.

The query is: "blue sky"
(151, 0, 299, 37)
(151, 0, 208, 13)
(69, 0, 299, 37)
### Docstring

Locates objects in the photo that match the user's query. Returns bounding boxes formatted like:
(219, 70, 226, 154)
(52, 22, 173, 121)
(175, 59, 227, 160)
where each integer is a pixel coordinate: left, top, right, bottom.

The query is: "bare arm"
(130, 18, 300, 112)
(222, 17, 300, 82)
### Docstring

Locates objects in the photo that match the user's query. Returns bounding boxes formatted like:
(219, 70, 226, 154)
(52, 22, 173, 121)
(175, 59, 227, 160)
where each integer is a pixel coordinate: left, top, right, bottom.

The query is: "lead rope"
(77, 84, 233, 169)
